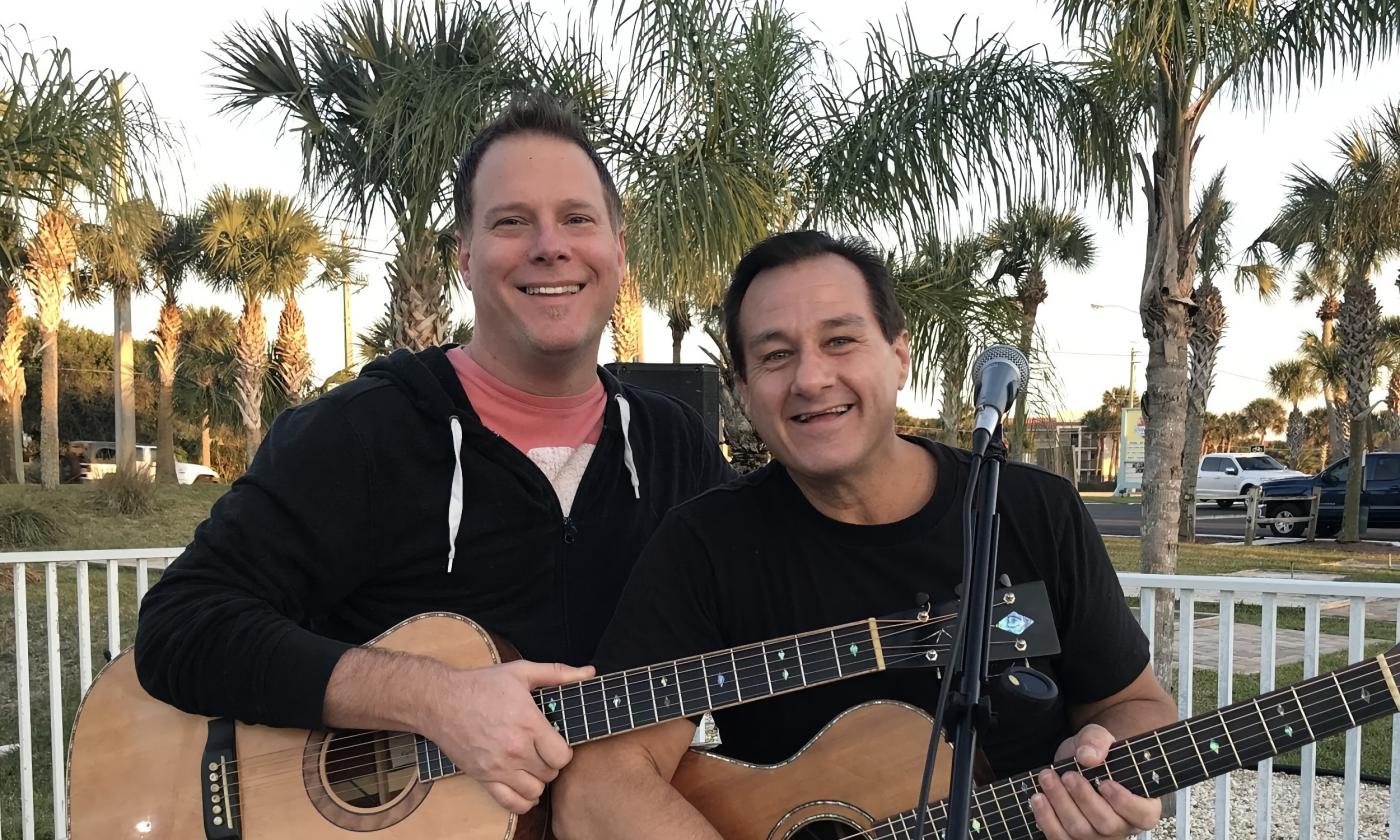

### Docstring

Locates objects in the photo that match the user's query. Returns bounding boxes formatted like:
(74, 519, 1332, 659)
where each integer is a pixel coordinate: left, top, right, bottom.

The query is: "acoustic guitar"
(66, 583, 1058, 839)
(673, 643, 1400, 839)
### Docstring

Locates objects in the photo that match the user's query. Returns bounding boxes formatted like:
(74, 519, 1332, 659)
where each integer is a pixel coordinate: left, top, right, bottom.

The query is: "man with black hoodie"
(133, 96, 734, 816)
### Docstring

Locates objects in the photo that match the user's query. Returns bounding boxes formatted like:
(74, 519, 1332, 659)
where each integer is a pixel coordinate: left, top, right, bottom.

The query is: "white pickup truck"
(71, 440, 219, 485)
(1195, 452, 1305, 508)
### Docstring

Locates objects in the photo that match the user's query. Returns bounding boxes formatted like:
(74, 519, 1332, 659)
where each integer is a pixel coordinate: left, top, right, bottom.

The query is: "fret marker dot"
(716, 673, 726, 687)
(1362, 687, 1372, 703)
(782, 669, 790, 680)
(553, 722, 561, 732)
(548, 700, 557, 712)
(660, 677, 668, 687)
(1284, 725, 1294, 737)
(612, 696, 622, 709)
(1143, 750, 1152, 760)
(971, 818, 982, 833)
(777, 650, 786, 660)
(1151, 771, 1160, 784)
(849, 644, 859, 657)
(1209, 739, 1220, 754)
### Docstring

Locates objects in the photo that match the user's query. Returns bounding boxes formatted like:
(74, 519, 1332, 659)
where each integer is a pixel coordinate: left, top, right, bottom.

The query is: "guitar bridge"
(201, 718, 241, 839)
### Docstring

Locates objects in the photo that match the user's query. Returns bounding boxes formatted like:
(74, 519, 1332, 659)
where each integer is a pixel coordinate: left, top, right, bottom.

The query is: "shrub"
(0, 504, 65, 548)
(94, 463, 158, 516)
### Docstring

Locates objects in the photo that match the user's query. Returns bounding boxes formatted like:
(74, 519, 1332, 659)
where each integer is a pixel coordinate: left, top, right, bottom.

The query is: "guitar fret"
(1290, 686, 1316, 740)
(1331, 672, 1357, 727)
(602, 673, 631, 735)
(830, 629, 844, 677)
(645, 665, 663, 722)
(767, 639, 801, 691)
(980, 774, 1010, 837)
(1152, 730, 1179, 791)
(700, 657, 715, 710)
(539, 686, 566, 737)
(1009, 773, 1037, 836)
(584, 678, 612, 739)
(760, 643, 776, 695)
(797, 630, 839, 684)
(625, 669, 656, 728)
(702, 651, 740, 709)
(791, 635, 808, 685)
(1252, 697, 1278, 756)
(561, 680, 586, 743)
(734, 645, 768, 700)
(677, 658, 708, 717)
(729, 649, 743, 701)
(1117, 739, 1148, 796)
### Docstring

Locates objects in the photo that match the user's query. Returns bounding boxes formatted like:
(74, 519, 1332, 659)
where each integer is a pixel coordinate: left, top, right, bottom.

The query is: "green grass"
(0, 483, 225, 550)
(1104, 535, 1400, 584)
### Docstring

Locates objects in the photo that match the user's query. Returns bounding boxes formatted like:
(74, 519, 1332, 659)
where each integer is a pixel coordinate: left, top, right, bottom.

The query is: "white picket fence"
(3, 551, 1400, 839)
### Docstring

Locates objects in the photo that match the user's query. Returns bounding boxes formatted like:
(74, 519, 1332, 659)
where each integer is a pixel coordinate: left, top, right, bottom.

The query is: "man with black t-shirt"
(552, 231, 1176, 840)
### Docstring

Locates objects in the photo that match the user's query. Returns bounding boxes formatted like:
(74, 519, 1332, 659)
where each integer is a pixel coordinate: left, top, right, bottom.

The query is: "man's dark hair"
(723, 230, 907, 378)
(453, 92, 622, 234)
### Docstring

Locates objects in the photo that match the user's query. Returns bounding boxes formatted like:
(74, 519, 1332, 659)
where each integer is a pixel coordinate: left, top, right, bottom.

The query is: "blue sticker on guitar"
(996, 611, 1034, 636)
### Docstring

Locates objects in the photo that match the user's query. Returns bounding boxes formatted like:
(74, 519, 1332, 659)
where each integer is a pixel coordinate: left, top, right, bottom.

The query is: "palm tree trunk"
(1287, 406, 1305, 467)
(274, 295, 312, 401)
(611, 274, 644, 363)
(701, 323, 766, 473)
(939, 336, 971, 447)
(199, 413, 212, 467)
(1178, 402, 1206, 543)
(236, 297, 268, 463)
(0, 285, 26, 484)
(668, 304, 691, 364)
(1337, 273, 1379, 543)
(154, 299, 180, 483)
(1139, 118, 1202, 689)
(1011, 293, 1039, 460)
(113, 285, 136, 471)
(388, 234, 448, 352)
(40, 325, 59, 488)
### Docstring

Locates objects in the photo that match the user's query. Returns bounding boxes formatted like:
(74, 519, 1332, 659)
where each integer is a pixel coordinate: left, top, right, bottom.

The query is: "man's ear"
(457, 229, 472, 290)
(893, 330, 911, 389)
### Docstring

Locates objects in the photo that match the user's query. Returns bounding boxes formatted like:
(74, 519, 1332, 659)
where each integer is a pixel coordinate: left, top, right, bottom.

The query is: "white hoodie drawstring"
(616, 394, 641, 499)
(446, 416, 464, 573)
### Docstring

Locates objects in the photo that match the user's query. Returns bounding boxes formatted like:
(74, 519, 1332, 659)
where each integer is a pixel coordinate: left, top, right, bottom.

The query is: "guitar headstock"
(876, 581, 1061, 670)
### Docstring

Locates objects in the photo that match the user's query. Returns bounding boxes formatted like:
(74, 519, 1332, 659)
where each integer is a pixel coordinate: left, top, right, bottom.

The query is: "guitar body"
(67, 613, 547, 840)
(673, 701, 951, 840)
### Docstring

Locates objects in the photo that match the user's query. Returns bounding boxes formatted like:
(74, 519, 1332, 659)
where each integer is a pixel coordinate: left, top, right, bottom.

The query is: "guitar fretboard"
(867, 651, 1400, 840)
(413, 620, 886, 781)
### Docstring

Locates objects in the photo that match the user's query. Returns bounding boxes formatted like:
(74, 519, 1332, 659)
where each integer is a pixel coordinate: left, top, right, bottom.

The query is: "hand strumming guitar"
(323, 647, 593, 815)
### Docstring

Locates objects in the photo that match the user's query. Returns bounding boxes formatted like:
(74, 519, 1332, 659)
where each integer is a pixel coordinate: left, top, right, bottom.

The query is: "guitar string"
(226, 651, 1397, 817)
(858, 658, 1397, 840)
(225, 641, 976, 797)
(217, 612, 965, 776)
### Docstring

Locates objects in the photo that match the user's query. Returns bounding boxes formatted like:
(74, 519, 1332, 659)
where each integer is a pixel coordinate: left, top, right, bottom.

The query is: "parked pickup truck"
(70, 440, 218, 485)
(1195, 452, 1306, 509)
(1261, 452, 1400, 537)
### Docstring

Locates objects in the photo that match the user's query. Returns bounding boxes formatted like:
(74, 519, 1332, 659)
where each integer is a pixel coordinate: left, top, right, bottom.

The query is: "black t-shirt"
(592, 437, 1148, 777)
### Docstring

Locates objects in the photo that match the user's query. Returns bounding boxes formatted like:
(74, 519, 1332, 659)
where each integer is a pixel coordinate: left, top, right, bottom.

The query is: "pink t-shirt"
(447, 347, 605, 515)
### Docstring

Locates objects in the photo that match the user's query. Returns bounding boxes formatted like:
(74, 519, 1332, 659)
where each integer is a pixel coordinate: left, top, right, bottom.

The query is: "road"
(1084, 500, 1400, 541)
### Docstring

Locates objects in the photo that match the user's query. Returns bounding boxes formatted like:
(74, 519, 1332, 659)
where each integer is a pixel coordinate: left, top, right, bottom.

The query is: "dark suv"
(1261, 452, 1400, 537)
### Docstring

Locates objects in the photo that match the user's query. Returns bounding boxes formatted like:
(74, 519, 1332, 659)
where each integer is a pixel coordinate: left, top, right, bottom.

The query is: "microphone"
(969, 345, 1029, 456)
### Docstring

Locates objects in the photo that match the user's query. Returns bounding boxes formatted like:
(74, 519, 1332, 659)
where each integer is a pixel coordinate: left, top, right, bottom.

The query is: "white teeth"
(523, 285, 582, 295)
(796, 406, 851, 422)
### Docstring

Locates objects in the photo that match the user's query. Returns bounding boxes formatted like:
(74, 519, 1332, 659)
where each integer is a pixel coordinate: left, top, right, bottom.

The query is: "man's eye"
(494, 217, 523, 227)
(828, 337, 854, 347)
(762, 350, 791, 363)
(566, 214, 593, 225)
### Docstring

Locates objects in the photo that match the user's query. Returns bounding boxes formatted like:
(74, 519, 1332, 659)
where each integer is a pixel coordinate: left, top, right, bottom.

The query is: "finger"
(1100, 779, 1163, 831)
(1037, 769, 1095, 839)
(1029, 790, 1071, 840)
(534, 727, 574, 772)
(508, 769, 547, 804)
(520, 661, 596, 688)
(1062, 771, 1131, 837)
(1072, 725, 1115, 767)
(483, 780, 535, 816)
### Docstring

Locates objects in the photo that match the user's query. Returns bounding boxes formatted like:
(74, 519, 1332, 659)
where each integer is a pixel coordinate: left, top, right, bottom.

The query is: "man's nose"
(790, 349, 835, 395)
(530, 223, 570, 263)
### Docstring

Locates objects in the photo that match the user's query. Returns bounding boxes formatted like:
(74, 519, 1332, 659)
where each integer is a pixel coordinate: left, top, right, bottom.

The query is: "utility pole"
(1127, 348, 1139, 407)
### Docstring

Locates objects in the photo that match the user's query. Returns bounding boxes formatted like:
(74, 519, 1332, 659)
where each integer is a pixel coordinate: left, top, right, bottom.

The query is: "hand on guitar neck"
(1033, 723, 1161, 840)
(323, 646, 595, 815)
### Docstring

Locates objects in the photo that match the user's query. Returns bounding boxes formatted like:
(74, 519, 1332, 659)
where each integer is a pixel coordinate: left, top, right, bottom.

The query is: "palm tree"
(74, 196, 161, 470)
(1242, 398, 1287, 448)
(145, 213, 201, 482)
(199, 188, 325, 461)
(1268, 359, 1318, 468)
(982, 205, 1096, 459)
(23, 205, 78, 487)
(1286, 258, 1348, 458)
(1056, 0, 1400, 680)
(173, 306, 238, 468)
(3, 34, 169, 488)
(1262, 104, 1400, 541)
(1179, 171, 1277, 540)
(209, 1, 608, 352)
(273, 293, 313, 402)
(0, 205, 25, 481)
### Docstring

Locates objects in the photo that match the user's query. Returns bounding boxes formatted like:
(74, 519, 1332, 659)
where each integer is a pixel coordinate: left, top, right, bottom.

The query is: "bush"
(94, 463, 158, 516)
(0, 504, 65, 548)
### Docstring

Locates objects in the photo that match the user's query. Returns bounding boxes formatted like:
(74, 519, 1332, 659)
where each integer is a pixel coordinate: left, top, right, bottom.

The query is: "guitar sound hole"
(787, 819, 865, 840)
(322, 730, 419, 810)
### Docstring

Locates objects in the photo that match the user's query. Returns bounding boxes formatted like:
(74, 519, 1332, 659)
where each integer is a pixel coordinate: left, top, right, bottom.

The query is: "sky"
(9, 0, 1400, 421)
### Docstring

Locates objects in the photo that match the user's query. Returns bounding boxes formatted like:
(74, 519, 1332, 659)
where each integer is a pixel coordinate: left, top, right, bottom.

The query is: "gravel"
(1149, 771, 1391, 839)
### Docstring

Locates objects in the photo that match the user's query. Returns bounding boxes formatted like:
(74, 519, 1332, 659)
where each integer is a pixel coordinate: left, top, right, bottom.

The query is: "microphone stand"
(942, 425, 1007, 838)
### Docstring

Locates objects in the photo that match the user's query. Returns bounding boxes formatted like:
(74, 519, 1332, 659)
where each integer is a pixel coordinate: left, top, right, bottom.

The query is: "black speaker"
(605, 362, 722, 441)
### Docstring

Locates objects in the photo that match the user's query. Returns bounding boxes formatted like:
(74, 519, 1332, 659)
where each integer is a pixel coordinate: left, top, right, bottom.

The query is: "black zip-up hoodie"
(134, 346, 734, 730)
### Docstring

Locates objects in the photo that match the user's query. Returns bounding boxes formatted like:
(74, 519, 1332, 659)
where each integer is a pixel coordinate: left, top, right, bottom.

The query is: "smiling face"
(458, 132, 624, 387)
(736, 252, 910, 486)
